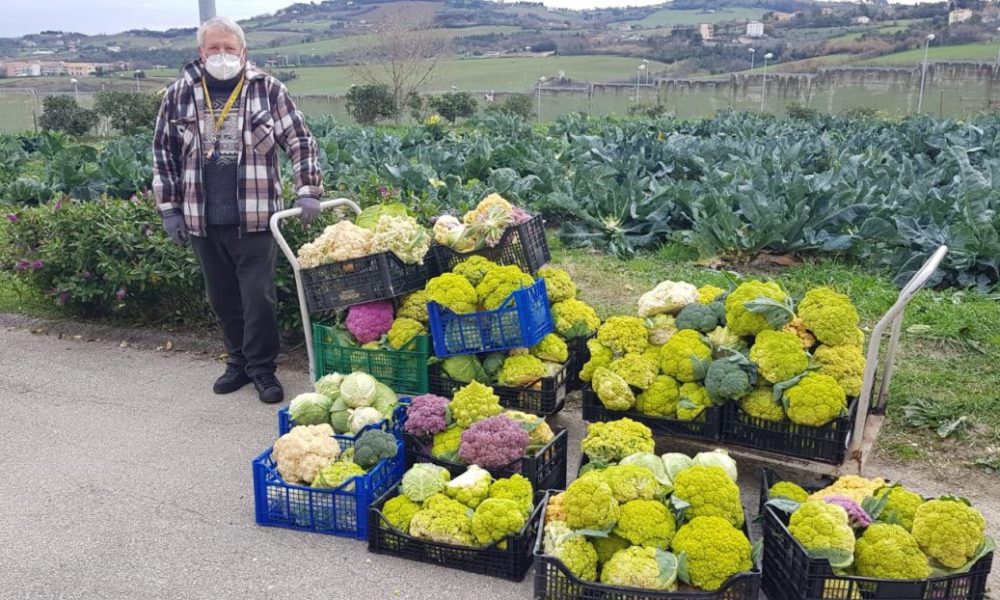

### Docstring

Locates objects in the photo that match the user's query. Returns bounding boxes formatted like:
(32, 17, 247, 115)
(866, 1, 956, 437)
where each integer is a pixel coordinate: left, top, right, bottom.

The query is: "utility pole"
(199, 0, 216, 24)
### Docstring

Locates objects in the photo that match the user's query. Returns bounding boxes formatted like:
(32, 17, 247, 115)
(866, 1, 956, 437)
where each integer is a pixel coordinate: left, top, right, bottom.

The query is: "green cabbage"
(289, 392, 334, 426)
(442, 355, 489, 384)
(372, 382, 399, 419)
(661, 453, 694, 482)
(315, 373, 345, 399)
(401, 463, 451, 503)
(329, 397, 351, 433)
(620, 452, 673, 490)
(355, 203, 411, 230)
(340, 372, 378, 408)
(693, 449, 738, 482)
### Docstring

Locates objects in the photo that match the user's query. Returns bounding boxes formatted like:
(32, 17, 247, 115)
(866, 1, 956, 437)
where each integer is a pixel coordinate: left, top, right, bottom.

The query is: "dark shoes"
(213, 363, 252, 394)
(252, 372, 285, 404)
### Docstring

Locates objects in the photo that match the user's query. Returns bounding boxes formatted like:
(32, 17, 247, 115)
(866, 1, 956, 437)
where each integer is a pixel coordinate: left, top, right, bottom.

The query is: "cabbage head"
(372, 382, 399, 420)
(314, 373, 345, 399)
(661, 453, 694, 482)
(620, 452, 673, 492)
(442, 355, 489, 384)
(693, 449, 738, 482)
(289, 392, 334, 426)
(401, 463, 452, 502)
(329, 397, 351, 433)
(356, 203, 410, 230)
(340, 372, 379, 408)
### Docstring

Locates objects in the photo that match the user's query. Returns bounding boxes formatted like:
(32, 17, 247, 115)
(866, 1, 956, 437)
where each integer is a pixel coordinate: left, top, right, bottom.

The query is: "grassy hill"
(626, 7, 767, 28)
(861, 42, 1000, 66)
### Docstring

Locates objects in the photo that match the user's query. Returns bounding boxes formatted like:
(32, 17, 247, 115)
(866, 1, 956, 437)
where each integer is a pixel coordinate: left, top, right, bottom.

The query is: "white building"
(949, 9, 974, 25)
(853, 16, 871, 25)
(699, 23, 714, 40)
(746, 21, 765, 38)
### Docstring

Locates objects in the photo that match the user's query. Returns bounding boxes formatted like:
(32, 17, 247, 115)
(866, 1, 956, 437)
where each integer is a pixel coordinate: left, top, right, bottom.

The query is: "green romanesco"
(672, 465, 745, 528)
(397, 290, 430, 323)
(797, 287, 861, 347)
(409, 493, 475, 546)
(592, 367, 636, 411)
(609, 353, 659, 390)
(808, 475, 886, 504)
(698, 284, 726, 305)
(431, 426, 464, 460)
(562, 477, 621, 531)
(675, 303, 721, 334)
(788, 501, 856, 568)
(497, 354, 548, 387)
(855, 523, 931, 579)
(749, 330, 810, 384)
(387, 317, 426, 350)
(911, 498, 987, 569)
(580, 339, 613, 383)
(659, 330, 712, 383)
(704, 356, 753, 403)
(581, 418, 655, 465)
(452, 256, 499, 287)
(591, 533, 631, 565)
(311, 461, 367, 489)
(813, 344, 864, 397)
(784, 373, 847, 427)
(471, 497, 526, 546)
(739, 387, 786, 422)
(676, 382, 712, 421)
(537, 266, 577, 304)
(875, 485, 924, 531)
(598, 316, 650, 355)
(382, 495, 422, 534)
(594, 464, 661, 504)
(551, 298, 601, 339)
(614, 499, 677, 549)
(769, 481, 809, 503)
(426, 273, 477, 314)
(671, 516, 752, 592)
(646, 314, 679, 346)
(530, 333, 569, 363)
(725, 280, 789, 337)
(476, 265, 534, 310)
(600, 546, 679, 591)
(635, 375, 681, 417)
(544, 521, 599, 581)
(488, 474, 534, 518)
(449, 380, 502, 428)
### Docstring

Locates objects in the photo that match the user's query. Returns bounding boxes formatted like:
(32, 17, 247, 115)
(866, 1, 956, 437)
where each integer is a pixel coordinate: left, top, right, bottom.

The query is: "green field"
(260, 26, 522, 57)
(627, 7, 766, 28)
(864, 42, 1000, 65)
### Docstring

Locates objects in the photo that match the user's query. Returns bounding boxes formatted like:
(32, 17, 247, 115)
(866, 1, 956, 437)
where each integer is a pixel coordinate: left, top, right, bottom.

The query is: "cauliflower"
(645, 314, 678, 346)
(386, 317, 426, 350)
(638, 280, 699, 318)
(725, 280, 789, 337)
(410, 493, 475, 546)
(855, 523, 931, 579)
(635, 375, 681, 417)
(503, 410, 554, 446)
(443, 465, 493, 508)
(788, 501, 856, 568)
(814, 344, 864, 397)
(450, 381, 502, 428)
(591, 367, 636, 411)
(808, 475, 886, 504)
(784, 373, 847, 427)
(581, 418, 655, 465)
(434, 215, 479, 253)
(403, 393, 451, 437)
(749, 330, 809, 384)
(396, 290, 429, 323)
(698, 284, 726, 304)
(382, 495, 421, 534)
(452, 256, 499, 287)
(593, 464, 661, 504)
(704, 355, 753, 403)
(675, 303, 721, 334)
(580, 339, 613, 383)
(497, 354, 548, 387)
(672, 465, 745, 528)
(562, 477, 620, 531)
(431, 426, 464, 460)
(591, 533, 631, 565)
(797, 287, 861, 347)
(911, 498, 987, 569)
(875, 485, 924, 531)
(488, 474, 534, 518)
(472, 498, 526, 546)
(311, 460, 366, 489)
(671, 516, 752, 592)
(783, 317, 817, 350)
(370, 214, 431, 265)
(614, 499, 677, 548)
(464, 193, 514, 226)
(676, 382, 712, 422)
(706, 326, 744, 355)
(769, 481, 809, 503)
(426, 273, 477, 314)
(546, 492, 568, 523)
(659, 330, 712, 383)
(459, 415, 530, 469)
(551, 299, 601, 339)
(530, 333, 569, 363)
(598, 316, 650, 355)
(296, 220, 373, 268)
(537, 266, 577, 303)
(600, 546, 679, 591)
(544, 521, 599, 581)
(271, 423, 341, 485)
(348, 406, 382, 434)
(476, 265, 534, 310)
(824, 496, 873, 529)
(345, 301, 394, 344)
(609, 353, 659, 390)
(739, 387, 786, 422)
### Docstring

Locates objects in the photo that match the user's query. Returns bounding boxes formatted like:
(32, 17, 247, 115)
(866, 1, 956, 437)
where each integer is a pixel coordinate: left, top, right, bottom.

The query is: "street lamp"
(749, 48, 756, 74)
(761, 52, 773, 112)
(642, 58, 650, 85)
(537, 76, 546, 121)
(917, 34, 934, 113)
(994, 27, 1000, 65)
(70, 77, 79, 102)
(134, 69, 142, 92)
(637, 64, 646, 98)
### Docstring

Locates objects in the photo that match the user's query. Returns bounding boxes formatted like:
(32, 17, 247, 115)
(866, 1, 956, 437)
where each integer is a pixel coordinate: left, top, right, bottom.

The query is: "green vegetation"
(864, 42, 1000, 65)
(260, 26, 522, 57)
(626, 7, 767, 28)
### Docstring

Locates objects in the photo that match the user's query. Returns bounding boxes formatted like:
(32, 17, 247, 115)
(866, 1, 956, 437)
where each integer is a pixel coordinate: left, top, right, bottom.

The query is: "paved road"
(0, 324, 765, 600)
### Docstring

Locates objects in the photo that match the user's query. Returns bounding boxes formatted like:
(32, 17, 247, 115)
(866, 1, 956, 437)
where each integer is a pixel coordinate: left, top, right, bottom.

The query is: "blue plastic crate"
(427, 278, 553, 358)
(252, 434, 405, 539)
(277, 404, 408, 439)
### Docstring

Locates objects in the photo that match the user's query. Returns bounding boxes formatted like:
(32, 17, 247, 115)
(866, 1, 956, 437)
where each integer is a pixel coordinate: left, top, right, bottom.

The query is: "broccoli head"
(659, 330, 712, 383)
(698, 284, 726, 305)
(797, 287, 861, 347)
(671, 516, 752, 592)
(855, 523, 931, 579)
(592, 366, 636, 411)
(636, 375, 681, 417)
(581, 418, 655, 465)
(725, 280, 789, 337)
(783, 373, 847, 427)
(675, 302, 721, 334)
(609, 353, 659, 390)
(311, 460, 367, 489)
(537, 266, 577, 303)
(749, 330, 809, 384)
(591, 533, 631, 565)
(704, 355, 753, 404)
(911, 498, 987, 569)
(497, 354, 548, 387)
(598, 316, 650, 355)
(600, 546, 679, 591)
(353, 428, 399, 470)
(562, 477, 620, 531)
(386, 317, 426, 350)
(594, 464, 661, 504)
(614, 499, 677, 549)
(444, 465, 493, 508)
(672, 465, 745, 528)
(397, 290, 430, 323)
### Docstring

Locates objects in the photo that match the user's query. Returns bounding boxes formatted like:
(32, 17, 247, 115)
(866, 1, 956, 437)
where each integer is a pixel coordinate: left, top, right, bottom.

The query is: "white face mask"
(204, 53, 243, 80)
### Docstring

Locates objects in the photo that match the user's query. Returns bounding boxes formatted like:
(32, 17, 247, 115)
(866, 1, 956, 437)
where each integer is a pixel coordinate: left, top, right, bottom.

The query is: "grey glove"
(294, 196, 321, 226)
(162, 213, 188, 244)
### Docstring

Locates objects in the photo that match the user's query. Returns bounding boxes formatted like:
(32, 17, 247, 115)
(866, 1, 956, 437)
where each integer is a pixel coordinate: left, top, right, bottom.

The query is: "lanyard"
(200, 74, 245, 134)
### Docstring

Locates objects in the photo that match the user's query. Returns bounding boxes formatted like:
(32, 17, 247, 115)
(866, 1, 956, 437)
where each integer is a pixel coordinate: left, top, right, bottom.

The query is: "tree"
(427, 92, 478, 123)
(487, 94, 533, 119)
(345, 83, 399, 126)
(93, 91, 161, 135)
(38, 96, 96, 137)
(348, 10, 446, 123)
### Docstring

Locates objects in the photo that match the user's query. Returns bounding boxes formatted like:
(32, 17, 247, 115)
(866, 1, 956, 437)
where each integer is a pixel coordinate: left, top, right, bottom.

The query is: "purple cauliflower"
(824, 495, 873, 529)
(404, 394, 451, 437)
(458, 415, 530, 469)
(345, 301, 394, 344)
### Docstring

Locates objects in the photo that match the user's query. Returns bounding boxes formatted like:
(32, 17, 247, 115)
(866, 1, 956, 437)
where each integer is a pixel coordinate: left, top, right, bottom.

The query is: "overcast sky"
(1, 0, 945, 38)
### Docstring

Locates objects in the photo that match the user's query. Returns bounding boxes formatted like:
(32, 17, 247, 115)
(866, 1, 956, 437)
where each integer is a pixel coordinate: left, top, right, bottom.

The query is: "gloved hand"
(162, 213, 188, 244)
(294, 196, 321, 226)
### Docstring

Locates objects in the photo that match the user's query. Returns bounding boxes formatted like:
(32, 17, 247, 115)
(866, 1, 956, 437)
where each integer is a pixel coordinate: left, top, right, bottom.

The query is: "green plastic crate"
(312, 321, 429, 396)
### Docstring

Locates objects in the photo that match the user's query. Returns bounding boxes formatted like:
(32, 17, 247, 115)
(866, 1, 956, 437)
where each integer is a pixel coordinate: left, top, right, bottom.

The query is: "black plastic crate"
(430, 213, 550, 275)
(367, 485, 543, 581)
(581, 387, 721, 441)
(427, 362, 567, 416)
(402, 426, 568, 493)
(564, 334, 594, 393)
(299, 250, 434, 314)
(720, 397, 859, 465)
(533, 493, 761, 600)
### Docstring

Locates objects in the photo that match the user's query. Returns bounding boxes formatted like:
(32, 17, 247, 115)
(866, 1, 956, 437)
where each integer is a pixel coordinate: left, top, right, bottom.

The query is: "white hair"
(197, 17, 246, 49)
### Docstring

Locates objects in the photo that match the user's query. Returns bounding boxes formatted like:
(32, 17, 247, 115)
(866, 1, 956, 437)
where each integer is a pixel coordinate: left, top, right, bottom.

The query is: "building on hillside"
(821, 7, 835, 16)
(746, 21, 765, 38)
(4, 62, 42, 77)
(699, 23, 714, 40)
(853, 16, 871, 25)
(949, 9, 974, 25)
(65, 62, 96, 77)
(771, 11, 795, 23)
(39, 61, 66, 76)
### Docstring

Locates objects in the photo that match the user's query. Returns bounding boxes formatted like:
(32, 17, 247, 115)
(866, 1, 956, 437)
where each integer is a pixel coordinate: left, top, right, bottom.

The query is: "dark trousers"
(191, 226, 279, 377)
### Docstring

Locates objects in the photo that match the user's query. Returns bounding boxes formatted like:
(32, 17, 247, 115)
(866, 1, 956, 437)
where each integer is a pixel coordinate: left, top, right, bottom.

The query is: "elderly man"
(152, 16, 323, 403)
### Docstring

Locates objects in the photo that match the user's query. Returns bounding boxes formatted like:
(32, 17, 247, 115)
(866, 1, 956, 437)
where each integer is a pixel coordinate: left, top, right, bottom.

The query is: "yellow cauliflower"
(813, 344, 864, 397)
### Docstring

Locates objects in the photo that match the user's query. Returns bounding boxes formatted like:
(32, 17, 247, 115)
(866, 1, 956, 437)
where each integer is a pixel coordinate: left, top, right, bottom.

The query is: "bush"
(345, 83, 399, 126)
(487, 94, 533, 119)
(38, 96, 97, 137)
(428, 92, 478, 123)
(94, 91, 161, 136)
(628, 102, 669, 119)
(786, 103, 819, 120)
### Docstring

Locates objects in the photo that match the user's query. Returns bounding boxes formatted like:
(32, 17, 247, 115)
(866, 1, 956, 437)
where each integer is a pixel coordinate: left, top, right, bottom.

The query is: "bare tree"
(349, 10, 448, 122)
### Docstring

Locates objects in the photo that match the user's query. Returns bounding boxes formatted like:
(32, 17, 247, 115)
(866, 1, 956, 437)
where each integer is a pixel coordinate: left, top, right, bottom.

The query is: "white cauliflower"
(370, 214, 431, 265)
(348, 407, 383, 434)
(270, 423, 341, 485)
(433, 215, 479, 252)
(637, 280, 699, 318)
(296, 220, 373, 268)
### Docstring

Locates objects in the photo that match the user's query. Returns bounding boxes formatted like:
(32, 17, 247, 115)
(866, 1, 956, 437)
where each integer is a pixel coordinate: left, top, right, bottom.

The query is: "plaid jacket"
(152, 60, 323, 236)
